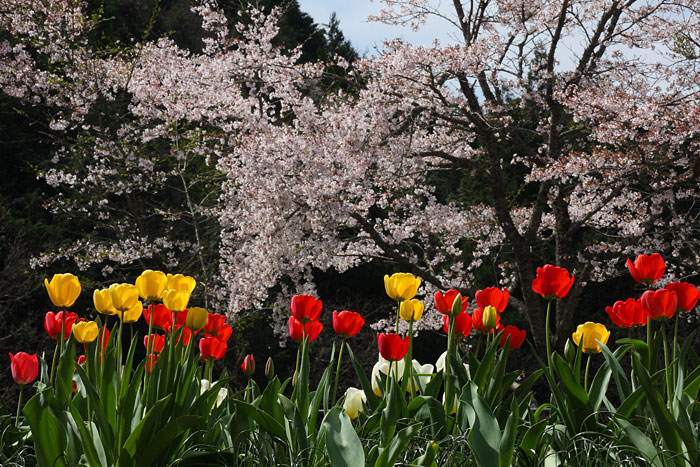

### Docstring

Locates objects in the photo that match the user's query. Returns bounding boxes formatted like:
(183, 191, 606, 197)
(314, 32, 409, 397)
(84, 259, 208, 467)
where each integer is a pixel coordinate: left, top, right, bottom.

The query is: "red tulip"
(241, 354, 255, 377)
(605, 298, 647, 328)
(434, 289, 468, 315)
(497, 324, 527, 349)
(640, 289, 677, 321)
(142, 304, 172, 330)
(665, 282, 700, 313)
(77, 355, 86, 365)
(626, 253, 665, 285)
(290, 295, 323, 322)
(144, 334, 165, 353)
(9, 352, 38, 385)
(475, 287, 509, 312)
(288, 317, 323, 343)
(199, 337, 227, 361)
(146, 353, 159, 373)
(472, 307, 501, 333)
(531, 265, 575, 299)
(332, 310, 364, 338)
(376, 333, 410, 361)
(44, 311, 78, 340)
(172, 324, 192, 346)
(442, 312, 473, 338)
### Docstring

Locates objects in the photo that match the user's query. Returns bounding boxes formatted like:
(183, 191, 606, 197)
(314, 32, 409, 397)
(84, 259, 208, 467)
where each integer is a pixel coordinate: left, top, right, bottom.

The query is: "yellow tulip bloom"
(109, 283, 139, 313)
(572, 322, 610, 354)
(166, 274, 196, 294)
(186, 306, 208, 331)
(482, 305, 498, 330)
(399, 299, 424, 322)
(384, 273, 421, 302)
(162, 289, 190, 312)
(73, 321, 98, 343)
(135, 270, 167, 301)
(119, 300, 143, 323)
(45, 273, 81, 307)
(93, 288, 117, 315)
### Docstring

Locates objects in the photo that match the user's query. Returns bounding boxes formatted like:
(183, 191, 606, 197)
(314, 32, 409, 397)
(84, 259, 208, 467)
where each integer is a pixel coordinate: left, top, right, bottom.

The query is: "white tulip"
(343, 387, 367, 419)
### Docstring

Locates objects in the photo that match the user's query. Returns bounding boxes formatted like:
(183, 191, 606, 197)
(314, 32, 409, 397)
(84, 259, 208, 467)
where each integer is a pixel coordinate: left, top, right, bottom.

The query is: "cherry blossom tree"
(222, 0, 700, 349)
(1, 0, 323, 308)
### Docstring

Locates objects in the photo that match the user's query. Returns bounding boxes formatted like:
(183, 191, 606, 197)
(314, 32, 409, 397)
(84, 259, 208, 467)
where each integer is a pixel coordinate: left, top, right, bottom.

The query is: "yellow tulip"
(135, 270, 167, 301)
(186, 306, 208, 331)
(399, 299, 424, 322)
(482, 305, 498, 330)
(45, 273, 81, 307)
(166, 274, 196, 294)
(383, 273, 421, 302)
(93, 288, 117, 315)
(162, 289, 190, 312)
(572, 322, 610, 354)
(109, 283, 139, 313)
(73, 321, 98, 343)
(119, 300, 143, 323)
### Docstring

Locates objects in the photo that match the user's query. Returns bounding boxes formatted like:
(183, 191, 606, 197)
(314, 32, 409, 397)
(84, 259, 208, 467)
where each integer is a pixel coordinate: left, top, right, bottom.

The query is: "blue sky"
(297, 0, 457, 55)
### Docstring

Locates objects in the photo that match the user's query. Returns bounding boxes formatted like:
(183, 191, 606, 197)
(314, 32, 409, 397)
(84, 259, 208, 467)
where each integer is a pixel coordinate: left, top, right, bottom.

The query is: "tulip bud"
(564, 338, 576, 362)
(482, 305, 498, 330)
(292, 370, 298, 387)
(450, 293, 463, 317)
(265, 356, 275, 380)
(186, 307, 208, 331)
(241, 354, 255, 377)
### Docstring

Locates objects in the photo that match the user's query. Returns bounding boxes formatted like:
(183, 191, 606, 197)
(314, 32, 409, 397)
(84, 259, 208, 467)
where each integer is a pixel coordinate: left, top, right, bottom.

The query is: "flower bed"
(4, 254, 700, 466)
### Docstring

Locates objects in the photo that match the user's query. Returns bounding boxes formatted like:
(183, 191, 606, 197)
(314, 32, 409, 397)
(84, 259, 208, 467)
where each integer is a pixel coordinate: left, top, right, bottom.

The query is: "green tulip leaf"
(322, 407, 365, 467)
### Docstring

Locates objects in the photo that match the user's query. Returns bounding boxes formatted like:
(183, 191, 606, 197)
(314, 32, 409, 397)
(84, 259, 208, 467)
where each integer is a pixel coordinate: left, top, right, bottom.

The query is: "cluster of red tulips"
(606, 253, 700, 326)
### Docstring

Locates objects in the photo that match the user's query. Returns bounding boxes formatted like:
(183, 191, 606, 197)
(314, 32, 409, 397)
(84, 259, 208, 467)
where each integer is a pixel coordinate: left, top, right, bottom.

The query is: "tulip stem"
(144, 304, 154, 389)
(646, 317, 652, 370)
(545, 299, 552, 364)
(661, 320, 672, 401)
(672, 313, 679, 390)
(15, 385, 23, 427)
(443, 312, 457, 417)
(49, 342, 59, 387)
(395, 300, 401, 333)
(332, 339, 346, 404)
(584, 354, 591, 392)
(406, 320, 415, 401)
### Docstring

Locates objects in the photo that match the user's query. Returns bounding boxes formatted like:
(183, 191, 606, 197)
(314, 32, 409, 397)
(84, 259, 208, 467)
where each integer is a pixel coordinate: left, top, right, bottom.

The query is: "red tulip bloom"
(496, 324, 527, 349)
(288, 317, 323, 343)
(665, 282, 700, 313)
(475, 287, 509, 312)
(472, 307, 501, 333)
(172, 324, 192, 346)
(203, 314, 232, 342)
(640, 289, 677, 321)
(626, 253, 665, 285)
(434, 289, 468, 315)
(146, 353, 159, 373)
(376, 333, 410, 361)
(241, 354, 255, 377)
(332, 310, 364, 338)
(144, 334, 165, 353)
(605, 298, 647, 328)
(290, 295, 323, 323)
(77, 355, 86, 365)
(442, 312, 473, 338)
(44, 311, 79, 340)
(531, 265, 575, 300)
(142, 304, 172, 330)
(9, 352, 38, 385)
(199, 337, 227, 361)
